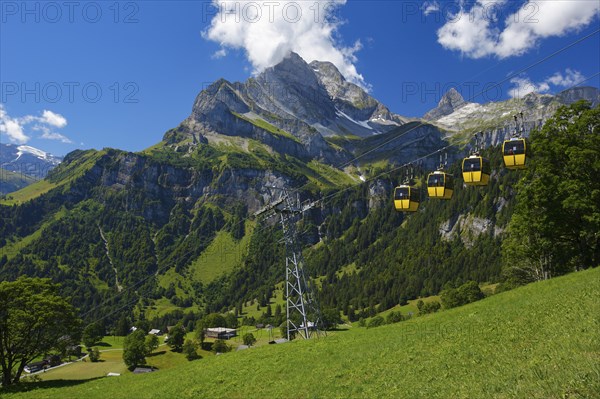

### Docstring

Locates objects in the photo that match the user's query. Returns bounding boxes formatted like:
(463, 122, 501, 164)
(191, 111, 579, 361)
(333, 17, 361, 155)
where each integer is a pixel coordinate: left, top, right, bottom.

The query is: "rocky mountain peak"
(556, 86, 600, 107)
(424, 88, 467, 121)
(259, 52, 322, 89)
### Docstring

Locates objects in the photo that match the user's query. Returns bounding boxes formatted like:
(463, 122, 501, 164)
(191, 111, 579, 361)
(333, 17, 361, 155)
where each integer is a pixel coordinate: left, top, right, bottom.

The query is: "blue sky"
(1, 0, 599, 156)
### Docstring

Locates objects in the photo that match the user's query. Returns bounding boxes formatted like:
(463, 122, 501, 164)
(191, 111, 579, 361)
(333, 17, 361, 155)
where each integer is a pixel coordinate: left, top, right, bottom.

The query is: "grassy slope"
(0, 169, 38, 195)
(6, 267, 599, 398)
(0, 150, 105, 205)
(0, 180, 58, 206)
(189, 222, 255, 284)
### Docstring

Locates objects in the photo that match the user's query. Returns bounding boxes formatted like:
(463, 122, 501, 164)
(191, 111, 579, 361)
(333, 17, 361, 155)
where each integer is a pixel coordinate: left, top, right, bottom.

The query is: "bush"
(441, 281, 484, 309)
(212, 339, 231, 354)
(457, 281, 484, 303)
(367, 316, 385, 329)
(183, 339, 200, 360)
(243, 333, 257, 346)
(88, 347, 101, 362)
(386, 311, 404, 324)
(417, 300, 441, 315)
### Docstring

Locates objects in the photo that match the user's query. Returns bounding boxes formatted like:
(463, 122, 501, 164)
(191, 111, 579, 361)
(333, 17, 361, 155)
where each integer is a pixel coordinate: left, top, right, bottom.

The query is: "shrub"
(183, 339, 200, 360)
(212, 339, 231, 354)
(386, 311, 404, 324)
(243, 333, 257, 347)
(88, 347, 101, 362)
(367, 316, 385, 329)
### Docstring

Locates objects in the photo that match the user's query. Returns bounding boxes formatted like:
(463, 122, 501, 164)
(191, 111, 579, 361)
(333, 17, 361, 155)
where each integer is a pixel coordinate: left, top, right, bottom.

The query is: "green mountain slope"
(0, 135, 517, 327)
(0, 169, 37, 196)
(6, 267, 599, 398)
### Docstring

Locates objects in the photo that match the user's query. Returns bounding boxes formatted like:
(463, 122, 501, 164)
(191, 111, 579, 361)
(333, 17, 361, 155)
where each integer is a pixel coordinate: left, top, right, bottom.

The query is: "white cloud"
(508, 69, 586, 98)
(0, 105, 70, 144)
(39, 131, 73, 144)
(41, 110, 67, 128)
(211, 48, 228, 59)
(437, 0, 600, 58)
(546, 68, 586, 88)
(508, 76, 550, 98)
(422, 1, 440, 16)
(0, 105, 29, 144)
(203, 0, 367, 87)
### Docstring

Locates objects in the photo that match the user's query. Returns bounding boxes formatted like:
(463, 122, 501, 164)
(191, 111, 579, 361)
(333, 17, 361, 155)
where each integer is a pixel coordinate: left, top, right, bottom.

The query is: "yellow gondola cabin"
(503, 138, 527, 169)
(462, 156, 490, 186)
(393, 185, 420, 212)
(427, 171, 454, 199)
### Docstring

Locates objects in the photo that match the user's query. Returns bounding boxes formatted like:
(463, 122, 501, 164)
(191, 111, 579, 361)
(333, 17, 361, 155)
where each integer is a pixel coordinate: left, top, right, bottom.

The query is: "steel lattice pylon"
(255, 189, 324, 340)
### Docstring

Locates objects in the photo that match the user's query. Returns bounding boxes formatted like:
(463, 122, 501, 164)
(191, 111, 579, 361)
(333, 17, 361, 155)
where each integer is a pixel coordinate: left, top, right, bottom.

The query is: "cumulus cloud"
(546, 68, 586, 88)
(437, 0, 600, 58)
(203, 0, 367, 87)
(0, 105, 29, 144)
(0, 105, 71, 144)
(41, 110, 68, 128)
(508, 76, 550, 98)
(508, 69, 586, 98)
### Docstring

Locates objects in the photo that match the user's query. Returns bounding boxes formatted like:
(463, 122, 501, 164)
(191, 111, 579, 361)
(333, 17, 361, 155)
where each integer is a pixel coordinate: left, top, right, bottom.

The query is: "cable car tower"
(254, 189, 323, 340)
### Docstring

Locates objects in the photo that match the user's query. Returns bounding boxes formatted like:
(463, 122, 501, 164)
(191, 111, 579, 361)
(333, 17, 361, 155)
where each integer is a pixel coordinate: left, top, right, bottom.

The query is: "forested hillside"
(0, 94, 597, 334)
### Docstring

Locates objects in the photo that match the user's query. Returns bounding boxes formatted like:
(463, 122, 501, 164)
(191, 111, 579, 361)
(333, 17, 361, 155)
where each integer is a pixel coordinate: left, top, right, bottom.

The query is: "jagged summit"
(177, 52, 408, 164)
(423, 88, 467, 121)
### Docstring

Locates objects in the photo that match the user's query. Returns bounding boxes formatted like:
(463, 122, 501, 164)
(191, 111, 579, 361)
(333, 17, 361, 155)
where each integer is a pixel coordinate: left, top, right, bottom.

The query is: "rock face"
(174, 52, 599, 170)
(65, 150, 299, 223)
(423, 88, 468, 121)
(179, 52, 408, 164)
(556, 86, 600, 107)
(427, 87, 599, 147)
(439, 213, 504, 248)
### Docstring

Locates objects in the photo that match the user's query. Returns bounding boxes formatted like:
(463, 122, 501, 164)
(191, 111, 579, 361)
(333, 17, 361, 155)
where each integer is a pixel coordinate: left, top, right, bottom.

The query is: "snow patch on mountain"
(335, 108, 373, 131)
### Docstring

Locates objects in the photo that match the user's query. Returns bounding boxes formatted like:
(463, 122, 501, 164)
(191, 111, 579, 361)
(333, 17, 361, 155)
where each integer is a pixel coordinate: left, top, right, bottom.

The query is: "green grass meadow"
(5, 267, 599, 398)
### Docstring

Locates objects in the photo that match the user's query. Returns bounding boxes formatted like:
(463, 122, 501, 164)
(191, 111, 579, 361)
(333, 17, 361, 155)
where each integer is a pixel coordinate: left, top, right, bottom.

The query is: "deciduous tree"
(0, 277, 81, 386)
(502, 102, 600, 285)
(82, 322, 104, 348)
(242, 333, 256, 346)
(123, 329, 147, 369)
(168, 323, 185, 352)
(145, 334, 159, 355)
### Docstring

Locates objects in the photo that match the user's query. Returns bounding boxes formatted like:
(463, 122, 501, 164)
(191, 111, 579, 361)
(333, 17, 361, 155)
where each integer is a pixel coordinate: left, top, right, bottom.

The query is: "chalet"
(24, 361, 47, 373)
(205, 327, 237, 340)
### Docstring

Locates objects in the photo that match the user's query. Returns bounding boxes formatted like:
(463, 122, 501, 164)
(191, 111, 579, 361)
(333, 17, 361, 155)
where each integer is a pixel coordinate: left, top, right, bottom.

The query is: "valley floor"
(4, 267, 600, 399)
